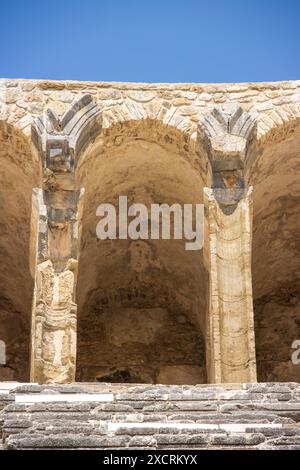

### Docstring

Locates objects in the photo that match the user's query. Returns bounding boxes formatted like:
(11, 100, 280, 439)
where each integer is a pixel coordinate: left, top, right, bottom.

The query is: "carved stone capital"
(31, 94, 102, 187)
(198, 104, 257, 172)
(198, 105, 257, 209)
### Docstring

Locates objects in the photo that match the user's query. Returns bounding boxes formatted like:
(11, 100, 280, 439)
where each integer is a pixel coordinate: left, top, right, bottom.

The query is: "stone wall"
(0, 78, 299, 384)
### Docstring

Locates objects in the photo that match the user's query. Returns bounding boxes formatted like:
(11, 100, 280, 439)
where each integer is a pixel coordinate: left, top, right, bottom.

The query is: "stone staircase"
(1, 382, 300, 450)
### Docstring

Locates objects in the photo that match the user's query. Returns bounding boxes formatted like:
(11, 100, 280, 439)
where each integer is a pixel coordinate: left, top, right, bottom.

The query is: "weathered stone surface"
(1, 382, 300, 449)
(0, 77, 299, 457)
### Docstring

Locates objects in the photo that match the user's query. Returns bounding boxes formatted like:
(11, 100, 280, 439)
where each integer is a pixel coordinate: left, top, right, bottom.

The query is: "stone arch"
(75, 117, 209, 384)
(256, 104, 300, 145)
(76, 97, 203, 178)
(0, 120, 42, 381)
(246, 111, 300, 382)
(100, 99, 197, 137)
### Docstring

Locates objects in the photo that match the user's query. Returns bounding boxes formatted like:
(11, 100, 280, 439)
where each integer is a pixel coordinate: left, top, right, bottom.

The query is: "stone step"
(2, 403, 297, 422)
(5, 430, 300, 450)
(1, 411, 293, 424)
(1, 382, 300, 450)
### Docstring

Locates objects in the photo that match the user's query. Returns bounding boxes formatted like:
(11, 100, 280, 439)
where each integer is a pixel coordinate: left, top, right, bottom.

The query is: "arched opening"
(248, 120, 300, 382)
(75, 120, 209, 384)
(0, 121, 41, 381)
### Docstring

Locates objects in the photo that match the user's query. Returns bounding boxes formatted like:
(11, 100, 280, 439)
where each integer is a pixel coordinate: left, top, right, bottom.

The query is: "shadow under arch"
(0, 120, 42, 381)
(246, 116, 300, 382)
(75, 118, 210, 384)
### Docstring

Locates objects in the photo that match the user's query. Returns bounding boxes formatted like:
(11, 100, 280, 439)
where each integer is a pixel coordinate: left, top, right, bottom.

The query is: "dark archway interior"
(75, 124, 209, 384)
(249, 127, 300, 382)
(0, 123, 41, 381)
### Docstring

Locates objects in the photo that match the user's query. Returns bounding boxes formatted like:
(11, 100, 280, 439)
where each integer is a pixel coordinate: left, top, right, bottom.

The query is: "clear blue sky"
(1, 0, 300, 83)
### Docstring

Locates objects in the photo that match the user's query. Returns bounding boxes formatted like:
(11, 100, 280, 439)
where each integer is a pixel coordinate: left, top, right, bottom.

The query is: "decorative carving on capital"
(198, 104, 257, 172)
(198, 105, 257, 211)
(31, 94, 102, 176)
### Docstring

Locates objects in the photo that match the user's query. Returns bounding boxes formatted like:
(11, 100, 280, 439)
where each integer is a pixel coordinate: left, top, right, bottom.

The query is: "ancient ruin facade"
(0, 78, 299, 386)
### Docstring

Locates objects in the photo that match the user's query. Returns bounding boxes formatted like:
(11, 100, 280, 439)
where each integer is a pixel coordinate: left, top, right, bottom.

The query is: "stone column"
(204, 187, 256, 382)
(199, 104, 257, 383)
(30, 95, 101, 383)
